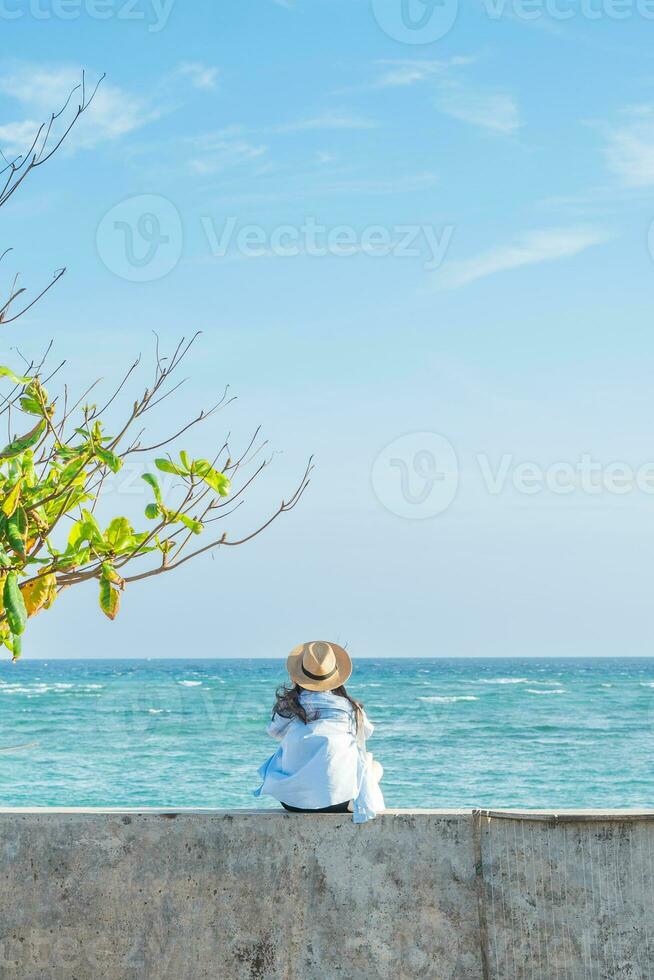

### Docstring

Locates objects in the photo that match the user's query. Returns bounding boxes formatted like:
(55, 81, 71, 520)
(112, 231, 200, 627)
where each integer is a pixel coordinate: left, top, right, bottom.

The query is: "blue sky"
(2, 0, 654, 659)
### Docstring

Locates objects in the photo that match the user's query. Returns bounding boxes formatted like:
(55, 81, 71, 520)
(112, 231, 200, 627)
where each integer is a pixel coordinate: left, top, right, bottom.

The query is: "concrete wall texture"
(0, 808, 651, 980)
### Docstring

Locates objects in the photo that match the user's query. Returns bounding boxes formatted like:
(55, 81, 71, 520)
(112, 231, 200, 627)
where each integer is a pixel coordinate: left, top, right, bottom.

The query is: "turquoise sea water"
(1, 658, 654, 809)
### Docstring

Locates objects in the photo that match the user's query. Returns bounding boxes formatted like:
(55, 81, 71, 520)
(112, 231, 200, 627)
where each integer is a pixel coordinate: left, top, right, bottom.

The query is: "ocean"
(1, 657, 653, 810)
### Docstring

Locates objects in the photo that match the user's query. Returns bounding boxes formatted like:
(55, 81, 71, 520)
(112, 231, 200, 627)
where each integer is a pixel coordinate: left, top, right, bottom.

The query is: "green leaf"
(6, 506, 27, 557)
(99, 577, 120, 620)
(55, 548, 90, 571)
(59, 456, 88, 486)
(179, 450, 191, 472)
(81, 508, 103, 542)
(67, 520, 86, 550)
(54, 444, 85, 460)
(193, 460, 231, 496)
(19, 395, 43, 416)
(0, 420, 46, 460)
(4, 572, 27, 636)
(104, 517, 132, 552)
(21, 450, 36, 485)
(130, 532, 155, 554)
(142, 472, 162, 505)
(0, 366, 31, 386)
(0, 546, 11, 569)
(177, 513, 203, 534)
(144, 502, 159, 520)
(95, 446, 122, 473)
(101, 562, 123, 587)
(154, 458, 185, 476)
(10, 633, 22, 662)
(67, 510, 103, 551)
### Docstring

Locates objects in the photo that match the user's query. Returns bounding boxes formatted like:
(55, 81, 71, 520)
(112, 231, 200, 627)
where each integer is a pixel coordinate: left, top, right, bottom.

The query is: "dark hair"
(272, 683, 363, 728)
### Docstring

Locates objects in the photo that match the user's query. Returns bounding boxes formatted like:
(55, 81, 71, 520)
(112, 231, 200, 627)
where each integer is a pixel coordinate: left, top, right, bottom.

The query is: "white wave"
(640, 682, 654, 688)
(418, 695, 479, 703)
(85, 684, 104, 690)
(526, 688, 565, 695)
(601, 683, 613, 688)
(147, 708, 166, 715)
(178, 680, 203, 687)
(1, 684, 52, 694)
(477, 678, 529, 685)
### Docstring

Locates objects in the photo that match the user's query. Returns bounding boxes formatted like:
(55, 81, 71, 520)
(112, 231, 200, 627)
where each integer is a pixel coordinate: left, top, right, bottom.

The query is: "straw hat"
(287, 641, 352, 692)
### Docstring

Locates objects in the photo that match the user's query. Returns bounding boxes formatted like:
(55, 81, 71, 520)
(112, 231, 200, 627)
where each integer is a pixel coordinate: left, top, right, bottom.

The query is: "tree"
(0, 75, 311, 660)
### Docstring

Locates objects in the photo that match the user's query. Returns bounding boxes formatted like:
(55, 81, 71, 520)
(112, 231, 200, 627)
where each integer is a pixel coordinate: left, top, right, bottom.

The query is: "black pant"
(281, 801, 350, 813)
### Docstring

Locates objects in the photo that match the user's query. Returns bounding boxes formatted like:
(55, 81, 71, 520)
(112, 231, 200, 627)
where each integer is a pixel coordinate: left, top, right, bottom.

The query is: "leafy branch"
(0, 73, 311, 659)
(0, 337, 311, 659)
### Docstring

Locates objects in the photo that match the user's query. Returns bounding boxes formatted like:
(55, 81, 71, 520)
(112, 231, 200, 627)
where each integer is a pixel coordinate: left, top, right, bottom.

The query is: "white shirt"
(253, 690, 383, 823)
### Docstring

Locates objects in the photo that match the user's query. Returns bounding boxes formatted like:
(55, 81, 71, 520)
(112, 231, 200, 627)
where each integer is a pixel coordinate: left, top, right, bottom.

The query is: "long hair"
(272, 683, 363, 728)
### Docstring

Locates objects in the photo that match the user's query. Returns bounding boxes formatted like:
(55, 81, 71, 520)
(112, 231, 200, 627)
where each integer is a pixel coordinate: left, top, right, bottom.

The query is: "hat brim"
(287, 642, 352, 692)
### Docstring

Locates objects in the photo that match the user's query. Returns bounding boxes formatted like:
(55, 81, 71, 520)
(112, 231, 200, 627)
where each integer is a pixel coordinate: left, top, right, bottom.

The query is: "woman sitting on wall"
(254, 641, 385, 823)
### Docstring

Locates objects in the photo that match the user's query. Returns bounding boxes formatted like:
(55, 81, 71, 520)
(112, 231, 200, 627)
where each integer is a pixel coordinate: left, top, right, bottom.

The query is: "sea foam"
(418, 695, 479, 703)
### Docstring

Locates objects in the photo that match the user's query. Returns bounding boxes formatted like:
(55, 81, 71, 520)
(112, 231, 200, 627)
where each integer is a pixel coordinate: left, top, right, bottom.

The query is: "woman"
(254, 641, 385, 823)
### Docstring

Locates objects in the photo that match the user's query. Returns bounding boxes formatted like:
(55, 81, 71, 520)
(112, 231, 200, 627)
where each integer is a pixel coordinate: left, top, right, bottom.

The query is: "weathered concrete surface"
(0, 809, 481, 980)
(0, 809, 653, 980)
(476, 811, 654, 980)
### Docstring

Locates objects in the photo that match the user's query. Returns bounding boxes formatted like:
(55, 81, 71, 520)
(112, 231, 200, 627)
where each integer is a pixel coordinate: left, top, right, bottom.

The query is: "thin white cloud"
(0, 120, 42, 159)
(209, 170, 438, 208)
(0, 64, 160, 157)
(207, 112, 379, 140)
(186, 135, 267, 175)
(369, 57, 520, 135)
(272, 111, 379, 133)
(435, 81, 520, 134)
(434, 227, 610, 290)
(373, 57, 474, 89)
(601, 106, 654, 187)
(174, 62, 220, 91)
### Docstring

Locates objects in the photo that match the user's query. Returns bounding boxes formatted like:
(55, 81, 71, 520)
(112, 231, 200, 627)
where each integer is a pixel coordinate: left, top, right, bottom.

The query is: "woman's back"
(263, 691, 370, 810)
(253, 641, 384, 822)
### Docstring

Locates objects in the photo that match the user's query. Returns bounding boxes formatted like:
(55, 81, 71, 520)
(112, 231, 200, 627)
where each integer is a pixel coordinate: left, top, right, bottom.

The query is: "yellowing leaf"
(101, 562, 124, 587)
(2, 480, 22, 517)
(99, 578, 120, 620)
(0, 366, 31, 385)
(0, 419, 46, 460)
(20, 573, 57, 617)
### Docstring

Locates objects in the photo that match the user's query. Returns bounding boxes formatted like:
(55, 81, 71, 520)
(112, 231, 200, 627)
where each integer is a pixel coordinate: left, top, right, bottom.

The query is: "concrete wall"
(0, 809, 651, 980)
